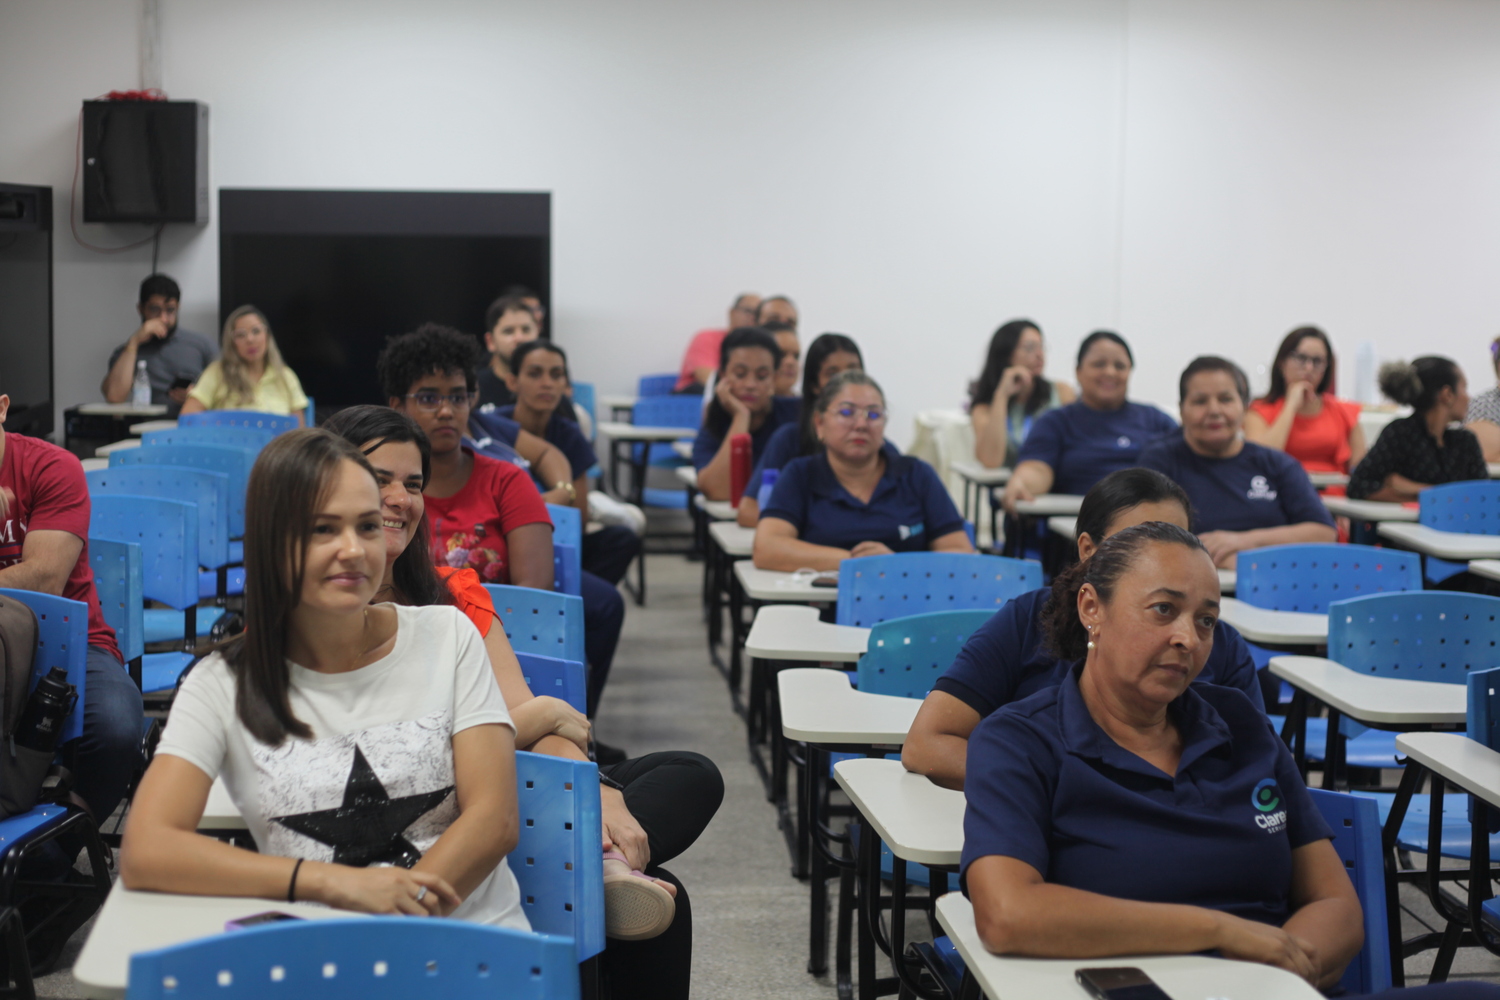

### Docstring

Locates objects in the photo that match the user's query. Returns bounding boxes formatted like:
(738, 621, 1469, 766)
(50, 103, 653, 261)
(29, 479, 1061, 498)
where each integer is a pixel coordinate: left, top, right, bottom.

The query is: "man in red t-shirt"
(672, 293, 761, 393)
(0, 394, 144, 840)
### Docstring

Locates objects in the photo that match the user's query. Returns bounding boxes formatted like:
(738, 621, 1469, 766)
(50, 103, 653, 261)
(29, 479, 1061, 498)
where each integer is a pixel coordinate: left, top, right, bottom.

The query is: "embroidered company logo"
(1246, 475, 1278, 501)
(1252, 778, 1287, 834)
(1116, 435, 1132, 449)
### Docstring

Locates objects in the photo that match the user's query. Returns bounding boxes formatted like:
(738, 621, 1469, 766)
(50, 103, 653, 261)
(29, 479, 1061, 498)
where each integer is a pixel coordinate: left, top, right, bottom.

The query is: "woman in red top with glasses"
(1245, 326, 1366, 481)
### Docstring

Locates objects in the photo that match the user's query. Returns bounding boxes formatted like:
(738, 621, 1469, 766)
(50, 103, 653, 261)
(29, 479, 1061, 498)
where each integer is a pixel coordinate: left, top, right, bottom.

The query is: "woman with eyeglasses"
(1244, 326, 1366, 478)
(752, 371, 974, 571)
(1463, 336, 1500, 463)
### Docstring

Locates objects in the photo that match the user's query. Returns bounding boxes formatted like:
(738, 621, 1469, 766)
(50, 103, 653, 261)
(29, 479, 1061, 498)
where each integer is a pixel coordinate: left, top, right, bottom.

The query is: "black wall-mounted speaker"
(82, 100, 209, 224)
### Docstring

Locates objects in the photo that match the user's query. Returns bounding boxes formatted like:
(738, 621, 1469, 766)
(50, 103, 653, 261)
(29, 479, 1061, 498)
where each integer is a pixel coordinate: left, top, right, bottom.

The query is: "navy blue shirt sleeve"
(692, 424, 722, 471)
(1268, 448, 1335, 528)
(547, 414, 598, 480)
(914, 459, 965, 540)
(750, 422, 801, 491)
(760, 454, 814, 533)
(960, 705, 1058, 883)
(1204, 621, 1266, 714)
(1015, 406, 1066, 470)
(934, 590, 1047, 717)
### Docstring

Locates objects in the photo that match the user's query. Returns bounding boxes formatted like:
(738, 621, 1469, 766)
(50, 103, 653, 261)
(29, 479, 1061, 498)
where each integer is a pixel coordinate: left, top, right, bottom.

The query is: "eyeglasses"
(406, 390, 476, 412)
(1287, 352, 1328, 370)
(831, 405, 886, 424)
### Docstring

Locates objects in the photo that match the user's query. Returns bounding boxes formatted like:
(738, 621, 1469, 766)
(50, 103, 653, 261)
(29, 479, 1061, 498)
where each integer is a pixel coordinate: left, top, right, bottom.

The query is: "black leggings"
(598, 751, 724, 1000)
(1361, 986, 1500, 998)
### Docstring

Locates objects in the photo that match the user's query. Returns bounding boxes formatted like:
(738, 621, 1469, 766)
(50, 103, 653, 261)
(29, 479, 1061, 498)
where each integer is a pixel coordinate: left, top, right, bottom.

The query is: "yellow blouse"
(187, 362, 309, 416)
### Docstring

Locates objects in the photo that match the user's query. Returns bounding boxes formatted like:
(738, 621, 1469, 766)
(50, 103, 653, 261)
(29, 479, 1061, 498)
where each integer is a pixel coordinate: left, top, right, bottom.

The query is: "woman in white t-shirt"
(121, 429, 526, 928)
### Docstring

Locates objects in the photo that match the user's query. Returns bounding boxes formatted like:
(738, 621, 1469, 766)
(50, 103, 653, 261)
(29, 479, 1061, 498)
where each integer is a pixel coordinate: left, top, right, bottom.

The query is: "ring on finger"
(414, 886, 428, 903)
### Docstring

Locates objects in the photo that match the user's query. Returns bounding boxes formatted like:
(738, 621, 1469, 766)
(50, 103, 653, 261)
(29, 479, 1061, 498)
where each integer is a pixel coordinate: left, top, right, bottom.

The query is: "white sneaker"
(590, 491, 647, 536)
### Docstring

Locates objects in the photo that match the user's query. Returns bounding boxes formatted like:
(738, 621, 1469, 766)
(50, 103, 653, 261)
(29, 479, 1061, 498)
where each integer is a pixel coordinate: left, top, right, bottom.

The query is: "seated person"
(693, 327, 801, 501)
(1001, 330, 1177, 513)
(1467, 337, 1500, 464)
(498, 341, 641, 587)
(902, 468, 1264, 791)
(756, 294, 798, 330)
(477, 293, 572, 413)
(101, 273, 217, 415)
(324, 406, 722, 996)
(376, 326, 626, 749)
(960, 521, 1364, 990)
(674, 293, 760, 394)
(737, 333, 872, 527)
(1245, 326, 1365, 477)
(1348, 357, 1487, 502)
(178, 305, 309, 424)
(969, 319, 1074, 469)
(1137, 356, 1335, 568)
(122, 430, 526, 928)
(753, 371, 973, 571)
(764, 320, 801, 398)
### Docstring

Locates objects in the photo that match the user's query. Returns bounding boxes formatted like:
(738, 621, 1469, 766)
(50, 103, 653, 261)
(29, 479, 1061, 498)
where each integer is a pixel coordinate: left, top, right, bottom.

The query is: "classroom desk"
(949, 460, 1010, 545)
(1321, 496, 1419, 522)
(672, 439, 693, 460)
(74, 886, 362, 998)
(75, 403, 169, 417)
(94, 439, 141, 456)
(1006, 494, 1085, 569)
(128, 419, 179, 435)
(1014, 493, 1085, 517)
(79, 457, 109, 472)
(1398, 732, 1500, 810)
(600, 393, 637, 419)
(704, 521, 756, 679)
(698, 496, 736, 521)
(674, 464, 696, 489)
(934, 894, 1323, 1000)
(1218, 597, 1326, 646)
(1490, 464, 1500, 479)
(595, 421, 695, 506)
(745, 604, 869, 663)
(1376, 522, 1500, 562)
(1469, 559, 1500, 583)
(710, 521, 754, 558)
(1309, 470, 1350, 488)
(733, 561, 836, 603)
(199, 777, 246, 831)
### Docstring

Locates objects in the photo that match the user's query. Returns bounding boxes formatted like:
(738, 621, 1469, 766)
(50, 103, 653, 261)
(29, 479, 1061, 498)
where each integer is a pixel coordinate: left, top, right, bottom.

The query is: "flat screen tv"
(219, 190, 549, 415)
(0, 183, 53, 437)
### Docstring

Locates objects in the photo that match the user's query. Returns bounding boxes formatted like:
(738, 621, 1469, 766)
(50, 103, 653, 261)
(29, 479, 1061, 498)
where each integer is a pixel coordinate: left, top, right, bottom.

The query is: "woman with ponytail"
(1347, 357, 1486, 501)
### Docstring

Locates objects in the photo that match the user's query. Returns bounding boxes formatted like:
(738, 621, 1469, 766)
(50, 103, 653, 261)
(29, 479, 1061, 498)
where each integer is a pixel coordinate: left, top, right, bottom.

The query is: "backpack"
(0, 593, 55, 818)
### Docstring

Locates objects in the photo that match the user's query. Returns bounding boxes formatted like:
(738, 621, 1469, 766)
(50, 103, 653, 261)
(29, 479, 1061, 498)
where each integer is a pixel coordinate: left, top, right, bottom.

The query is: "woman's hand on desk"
(303, 861, 460, 917)
(850, 541, 895, 558)
(1001, 477, 1034, 516)
(1213, 911, 1318, 984)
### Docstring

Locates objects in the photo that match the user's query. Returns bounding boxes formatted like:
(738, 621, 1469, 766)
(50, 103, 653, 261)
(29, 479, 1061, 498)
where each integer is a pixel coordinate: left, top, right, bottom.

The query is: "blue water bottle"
(756, 468, 779, 508)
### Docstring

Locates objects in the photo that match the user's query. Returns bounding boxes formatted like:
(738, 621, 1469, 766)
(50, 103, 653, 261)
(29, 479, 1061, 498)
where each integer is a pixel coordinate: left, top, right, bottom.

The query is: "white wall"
(3, 0, 1499, 439)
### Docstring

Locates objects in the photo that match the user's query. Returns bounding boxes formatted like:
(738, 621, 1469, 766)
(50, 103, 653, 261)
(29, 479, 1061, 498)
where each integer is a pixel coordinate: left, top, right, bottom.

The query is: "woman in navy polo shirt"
(903, 467, 1264, 791)
(500, 340, 642, 586)
(752, 371, 973, 571)
(1000, 330, 1177, 513)
(961, 522, 1363, 989)
(1138, 356, 1335, 568)
(693, 327, 801, 501)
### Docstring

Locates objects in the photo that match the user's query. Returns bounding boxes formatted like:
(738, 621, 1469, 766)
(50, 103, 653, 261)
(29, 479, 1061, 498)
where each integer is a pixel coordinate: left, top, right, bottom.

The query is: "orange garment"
(436, 566, 496, 637)
(1248, 394, 1361, 474)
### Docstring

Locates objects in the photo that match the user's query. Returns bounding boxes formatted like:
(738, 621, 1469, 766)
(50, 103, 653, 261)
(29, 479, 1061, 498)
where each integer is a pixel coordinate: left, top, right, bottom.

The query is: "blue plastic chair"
(142, 426, 275, 455)
(124, 918, 580, 999)
(89, 537, 145, 684)
(834, 552, 1041, 628)
(0, 590, 88, 743)
(636, 373, 677, 398)
(1307, 790, 1393, 995)
(513, 750, 605, 962)
(484, 586, 586, 665)
(570, 382, 596, 435)
(857, 609, 997, 700)
(1416, 481, 1500, 583)
(515, 652, 587, 714)
(177, 410, 297, 435)
(112, 443, 256, 539)
(546, 504, 583, 598)
(630, 395, 702, 508)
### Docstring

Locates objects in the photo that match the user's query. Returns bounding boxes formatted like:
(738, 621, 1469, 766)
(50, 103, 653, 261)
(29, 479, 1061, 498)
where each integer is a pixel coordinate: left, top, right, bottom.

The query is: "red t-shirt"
(425, 450, 552, 585)
(1248, 394, 1361, 474)
(674, 328, 727, 392)
(0, 432, 122, 661)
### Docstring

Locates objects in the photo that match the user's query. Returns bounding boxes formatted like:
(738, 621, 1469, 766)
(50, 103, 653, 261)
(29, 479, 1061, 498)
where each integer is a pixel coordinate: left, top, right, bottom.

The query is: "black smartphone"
(225, 911, 304, 931)
(169, 376, 193, 390)
(811, 575, 839, 588)
(1075, 966, 1174, 1000)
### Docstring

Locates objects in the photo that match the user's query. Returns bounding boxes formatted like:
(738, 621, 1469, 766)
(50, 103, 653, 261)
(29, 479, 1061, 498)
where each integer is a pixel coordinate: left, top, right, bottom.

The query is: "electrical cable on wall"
(69, 90, 168, 255)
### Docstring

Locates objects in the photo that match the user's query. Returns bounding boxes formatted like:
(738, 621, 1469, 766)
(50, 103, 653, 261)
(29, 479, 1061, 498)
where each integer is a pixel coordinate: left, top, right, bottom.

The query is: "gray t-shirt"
(107, 327, 218, 406)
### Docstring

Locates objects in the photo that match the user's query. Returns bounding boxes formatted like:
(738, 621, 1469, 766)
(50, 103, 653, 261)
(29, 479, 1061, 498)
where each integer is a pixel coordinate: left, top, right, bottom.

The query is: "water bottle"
(728, 433, 752, 506)
(756, 468, 780, 509)
(14, 668, 74, 755)
(131, 359, 152, 408)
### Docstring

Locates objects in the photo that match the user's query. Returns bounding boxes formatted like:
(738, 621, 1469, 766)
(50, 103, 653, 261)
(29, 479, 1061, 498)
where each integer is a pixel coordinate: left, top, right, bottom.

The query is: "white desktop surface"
(1489, 463, 1500, 479)
(1308, 471, 1349, 488)
(1013, 494, 1085, 517)
(1376, 522, 1500, 561)
(595, 421, 695, 441)
(1268, 655, 1466, 726)
(778, 667, 919, 745)
(1047, 516, 1077, 538)
(1218, 597, 1326, 645)
(1469, 559, 1500, 583)
(675, 465, 696, 488)
(744, 604, 868, 663)
(1397, 732, 1500, 811)
(74, 885, 362, 998)
(709, 521, 755, 558)
(733, 561, 835, 603)
(79, 457, 109, 472)
(949, 460, 1011, 486)
(199, 777, 246, 831)
(128, 419, 179, 435)
(76, 403, 169, 417)
(833, 758, 962, 866)
(935, 893, 1323, 1000)
(94, 439, 141, 456)
(672, 439, 693, 460)
(1321, 496, 1418, 523)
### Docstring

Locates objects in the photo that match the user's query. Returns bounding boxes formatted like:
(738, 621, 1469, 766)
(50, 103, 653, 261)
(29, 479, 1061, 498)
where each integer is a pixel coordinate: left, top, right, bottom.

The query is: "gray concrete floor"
(28, 552, 1500, 996)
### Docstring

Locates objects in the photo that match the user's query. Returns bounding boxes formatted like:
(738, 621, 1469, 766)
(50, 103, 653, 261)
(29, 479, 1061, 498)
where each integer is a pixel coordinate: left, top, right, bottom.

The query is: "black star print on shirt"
(273, 746, 454, 869)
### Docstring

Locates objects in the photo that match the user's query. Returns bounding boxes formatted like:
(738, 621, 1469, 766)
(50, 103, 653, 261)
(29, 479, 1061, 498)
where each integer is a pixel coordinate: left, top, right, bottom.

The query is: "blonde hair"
(213, 305, 291, 407)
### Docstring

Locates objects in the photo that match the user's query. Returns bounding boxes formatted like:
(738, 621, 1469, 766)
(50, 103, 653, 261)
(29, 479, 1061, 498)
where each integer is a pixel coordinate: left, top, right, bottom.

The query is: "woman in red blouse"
(1245, 326, 1366, 478)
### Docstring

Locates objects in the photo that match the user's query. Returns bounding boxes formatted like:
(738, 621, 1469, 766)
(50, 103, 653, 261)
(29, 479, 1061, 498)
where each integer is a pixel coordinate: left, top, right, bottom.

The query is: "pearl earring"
(1086, 628, 1096, 651)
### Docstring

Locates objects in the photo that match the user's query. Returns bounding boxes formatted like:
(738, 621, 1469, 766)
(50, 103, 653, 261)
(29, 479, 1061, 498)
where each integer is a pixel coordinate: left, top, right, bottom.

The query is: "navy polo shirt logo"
(898, 523, 925, 542)
(1252, 779, 1287, 834)
(1245, 475, 1278, 502)
(1115, 435, 1132, 448)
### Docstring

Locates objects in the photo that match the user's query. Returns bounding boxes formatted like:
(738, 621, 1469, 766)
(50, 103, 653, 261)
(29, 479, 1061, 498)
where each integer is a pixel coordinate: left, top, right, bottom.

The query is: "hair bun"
(1377, 361, 1422, 406)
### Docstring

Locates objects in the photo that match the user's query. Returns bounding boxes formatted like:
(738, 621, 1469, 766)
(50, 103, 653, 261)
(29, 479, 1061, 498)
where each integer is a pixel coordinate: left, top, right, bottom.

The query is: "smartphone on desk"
(225, 911, 304, 932)
(811, 574, 838, 588)
(1075, 966, 1173, 1000)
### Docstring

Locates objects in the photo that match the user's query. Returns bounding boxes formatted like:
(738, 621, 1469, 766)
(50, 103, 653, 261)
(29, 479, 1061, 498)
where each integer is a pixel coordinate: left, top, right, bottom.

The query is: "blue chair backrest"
(89, 537, 145, 665)
(124, 917, 580, 1000)
(143, 426, 275, 455)
(1467, 666, 1500, 752)
(483, 586, 586, 664)
(1419, 481, 1500, 535)
(177, 410, 297, 435)
(547, 504, 582, 549)
(1307, 789, 1392, 995)
(515, 653, 587, 714)
(631, 394, 702, 433)
(545, 505, 583, 597)
(88, 465, 231, 569)
(1327, 591, 1500, 683)
(637, 373, 677, 397)
(90, 495, 200, 611)
(0, 590, 88, 744)
(857, 609, 996, 700)
(112, 443, 255, 537)
(1235, 544, 1421, 613)
(570, 382, 596, 434)
(513, 750, 605, 961)
(835, 553, 1041, 628)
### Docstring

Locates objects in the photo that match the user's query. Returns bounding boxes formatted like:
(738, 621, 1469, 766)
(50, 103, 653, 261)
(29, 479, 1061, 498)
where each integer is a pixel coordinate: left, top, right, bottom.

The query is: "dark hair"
(1042, 521, 1208, 661)
(1076, 330, 1133, 367)
(972, 319, 1052, 415)
(377, 323, 483, 401)
(320, 406, 453, 611)
(756, 295, 797, 323)
(732, 292, 758, 312)
(704, 327, 784, 438)
(1379, 356, 1463, 414)
(139, 273, 180, 305)
(1262, 326, 1336, 403)
(813, 369, 884, 416)
(222, 429, 378, 744)
(762, 319, 797, 336)
(484, 294, 539, 333)
(510, 339, 568, 381)
(796, 334, 863, 454)
(1073, 468, 1193, 549)
(1178, 355, 1249, 405)
(502, 284, 537, 300)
